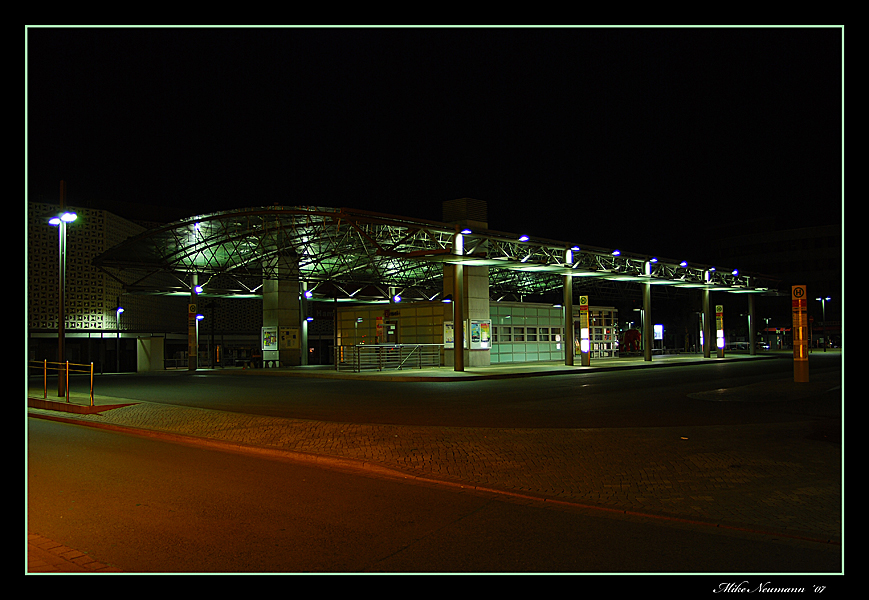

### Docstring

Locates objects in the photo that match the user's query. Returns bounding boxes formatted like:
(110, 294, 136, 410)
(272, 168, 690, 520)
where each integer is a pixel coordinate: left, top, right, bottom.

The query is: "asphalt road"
(27, 417, 843, 575)
(58, 354, 842, 429)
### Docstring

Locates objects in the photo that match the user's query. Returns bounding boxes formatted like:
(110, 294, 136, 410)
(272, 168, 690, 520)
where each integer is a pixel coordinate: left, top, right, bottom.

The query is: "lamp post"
(116, 304, 124, 372)
(48, 185, 76, 397)
(816, 297, 831, 352)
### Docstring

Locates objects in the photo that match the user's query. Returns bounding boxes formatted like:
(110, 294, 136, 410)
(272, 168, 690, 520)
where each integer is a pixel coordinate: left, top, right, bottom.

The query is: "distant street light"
(815, 296, 832, 352)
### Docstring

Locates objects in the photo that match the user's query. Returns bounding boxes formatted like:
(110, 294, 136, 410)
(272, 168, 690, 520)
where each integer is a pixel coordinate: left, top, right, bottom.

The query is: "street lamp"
(116, 305, 124, 372)
(48, 208, 77, 397)
(815, 297, 832, 352)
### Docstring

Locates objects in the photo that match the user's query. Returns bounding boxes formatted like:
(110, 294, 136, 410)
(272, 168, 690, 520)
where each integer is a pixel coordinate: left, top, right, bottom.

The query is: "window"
(539, 327, 550, 341)
(513, 327, 525, 342)
(527, 327, 537, 342)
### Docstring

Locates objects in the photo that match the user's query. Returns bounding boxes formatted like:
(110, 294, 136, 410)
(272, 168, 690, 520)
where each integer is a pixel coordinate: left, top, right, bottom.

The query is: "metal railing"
(335, 344, 443, 372)
(28, 359, 95, 406)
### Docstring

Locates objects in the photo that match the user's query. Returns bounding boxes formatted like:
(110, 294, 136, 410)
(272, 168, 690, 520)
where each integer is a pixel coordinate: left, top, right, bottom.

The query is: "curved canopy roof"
(92, 205, 779, 302)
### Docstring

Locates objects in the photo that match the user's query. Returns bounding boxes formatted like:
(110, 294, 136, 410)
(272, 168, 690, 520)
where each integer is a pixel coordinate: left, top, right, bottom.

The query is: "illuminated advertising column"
(579, 295, 590, 367)
(792, 285, 809, 382)
(654, 324, 664, 353)
(261, 326, 278, 366)
(716, 305, 725, 358)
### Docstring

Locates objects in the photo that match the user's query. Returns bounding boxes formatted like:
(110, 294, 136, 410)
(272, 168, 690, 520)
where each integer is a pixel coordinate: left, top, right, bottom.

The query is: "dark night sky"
(26, 26, 843, 264)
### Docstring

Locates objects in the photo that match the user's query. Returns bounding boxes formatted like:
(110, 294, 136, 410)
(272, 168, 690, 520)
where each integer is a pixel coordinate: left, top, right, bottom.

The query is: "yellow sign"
(791, 285, 809, 382)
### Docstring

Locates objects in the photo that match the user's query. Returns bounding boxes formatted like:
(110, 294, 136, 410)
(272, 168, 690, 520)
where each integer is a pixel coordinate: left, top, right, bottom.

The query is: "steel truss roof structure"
(92, 206, 780, 303)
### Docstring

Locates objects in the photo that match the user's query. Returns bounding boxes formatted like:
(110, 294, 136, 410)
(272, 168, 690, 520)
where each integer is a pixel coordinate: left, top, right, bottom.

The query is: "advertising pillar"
(792, 285, 809, 382)
(579, 295, 590, 367)
(716, 304, 725, 358)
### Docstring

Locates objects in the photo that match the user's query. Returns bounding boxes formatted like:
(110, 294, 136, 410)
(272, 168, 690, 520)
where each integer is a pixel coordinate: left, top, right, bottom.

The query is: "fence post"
(43, 359, 47, 399)
(90, 362, 94, 406)
(65, 361, 70, 403)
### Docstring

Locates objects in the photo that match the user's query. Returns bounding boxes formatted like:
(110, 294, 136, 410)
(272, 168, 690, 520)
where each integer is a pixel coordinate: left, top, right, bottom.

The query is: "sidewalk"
(27, 352, 842, 573)
(199, 351, 787, 381)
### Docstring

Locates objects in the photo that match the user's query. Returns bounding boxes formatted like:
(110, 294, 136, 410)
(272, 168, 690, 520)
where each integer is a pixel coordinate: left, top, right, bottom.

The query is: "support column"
(443, 261, 490, 371)
(702, 273, 712, 358)
(453, 262, 465, 372)
(188, 272, 199, 371)
(563, 273, 574, 366)
(643, 261, 652, 362)
(301, 282, 309, 366)
(748, 293, 757, 356)
(263, 252, 301, 366)
(441, 201, 491, 370)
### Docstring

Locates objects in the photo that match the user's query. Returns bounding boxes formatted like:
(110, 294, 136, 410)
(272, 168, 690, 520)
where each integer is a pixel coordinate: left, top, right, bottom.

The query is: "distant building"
(27, 200, 262, 371)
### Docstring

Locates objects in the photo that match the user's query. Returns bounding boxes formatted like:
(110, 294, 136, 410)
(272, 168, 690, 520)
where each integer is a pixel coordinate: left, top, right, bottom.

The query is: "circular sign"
(793, 287, 805, 298)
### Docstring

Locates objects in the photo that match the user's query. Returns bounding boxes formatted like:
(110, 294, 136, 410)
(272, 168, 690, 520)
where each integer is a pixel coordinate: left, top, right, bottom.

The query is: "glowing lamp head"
(49, 211, 77, 225)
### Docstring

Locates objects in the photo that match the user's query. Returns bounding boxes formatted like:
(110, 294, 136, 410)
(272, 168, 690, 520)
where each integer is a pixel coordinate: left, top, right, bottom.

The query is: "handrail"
(335, 344, 443, 372)
(28, 359, 95, 406)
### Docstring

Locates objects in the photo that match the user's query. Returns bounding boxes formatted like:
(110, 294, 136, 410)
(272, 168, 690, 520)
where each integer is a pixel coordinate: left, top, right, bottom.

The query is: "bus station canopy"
(92, 205, 780, 303)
